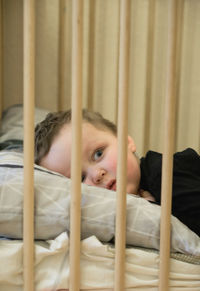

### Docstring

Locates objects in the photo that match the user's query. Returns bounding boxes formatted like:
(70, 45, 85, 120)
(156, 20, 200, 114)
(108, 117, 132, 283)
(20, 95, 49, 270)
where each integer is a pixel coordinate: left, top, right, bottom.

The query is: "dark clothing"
(140, 148, 200, 237)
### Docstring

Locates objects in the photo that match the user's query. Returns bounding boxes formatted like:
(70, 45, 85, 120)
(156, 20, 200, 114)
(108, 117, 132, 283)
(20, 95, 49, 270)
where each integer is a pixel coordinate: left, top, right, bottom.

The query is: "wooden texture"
(23, 0, 35, 291)
(69, 0, 83, 290)
(114, 0, 130, 290)
(58, 0, 68, 110)
(143, 0, 156, 154)
(159, 0, 177, 290)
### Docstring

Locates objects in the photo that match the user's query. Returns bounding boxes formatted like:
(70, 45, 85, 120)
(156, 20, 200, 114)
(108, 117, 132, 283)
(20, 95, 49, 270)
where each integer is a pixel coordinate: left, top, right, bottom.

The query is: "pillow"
(0, 104, 49, 143)
(0, 151, 200, 256)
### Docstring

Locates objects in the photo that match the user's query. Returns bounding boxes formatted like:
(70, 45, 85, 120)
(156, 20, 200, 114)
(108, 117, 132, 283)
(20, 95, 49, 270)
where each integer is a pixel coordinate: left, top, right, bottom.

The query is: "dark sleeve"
(140, 148, 200, 237)
(140, 150, 163, 203)
(172, 148, 200, 236)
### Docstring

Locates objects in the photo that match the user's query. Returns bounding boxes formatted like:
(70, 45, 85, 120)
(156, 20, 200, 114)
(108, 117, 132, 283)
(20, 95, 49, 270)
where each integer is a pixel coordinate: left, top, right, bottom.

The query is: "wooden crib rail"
(114, 0, 130, 290)
(23, 0, 35, 291)
(159, 0, 178, 290)
(70, 0, 83, 290)
(58, 0, 68, 111)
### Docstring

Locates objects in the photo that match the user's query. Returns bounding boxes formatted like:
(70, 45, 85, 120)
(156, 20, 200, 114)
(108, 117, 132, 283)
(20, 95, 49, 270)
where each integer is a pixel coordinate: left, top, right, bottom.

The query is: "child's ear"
(128, 135, 136, 152)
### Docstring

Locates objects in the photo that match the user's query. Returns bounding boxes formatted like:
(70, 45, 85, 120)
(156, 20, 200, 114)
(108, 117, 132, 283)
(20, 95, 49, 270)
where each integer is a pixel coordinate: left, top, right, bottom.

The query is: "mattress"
(0, 232, 200, 291)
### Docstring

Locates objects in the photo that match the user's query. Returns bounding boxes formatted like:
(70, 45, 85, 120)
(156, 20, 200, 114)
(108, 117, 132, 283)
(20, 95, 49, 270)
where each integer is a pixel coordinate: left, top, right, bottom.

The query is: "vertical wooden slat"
(70, 0, 83, 290)
(159, 1, 177, 290)
(174, 0, 184, 150)
(143, 0, 156, 154)
(114, 0, 130, 290)
(86, 0, 95, 110)
(58, 0, 67, 111)
(23, 0, 35, 291)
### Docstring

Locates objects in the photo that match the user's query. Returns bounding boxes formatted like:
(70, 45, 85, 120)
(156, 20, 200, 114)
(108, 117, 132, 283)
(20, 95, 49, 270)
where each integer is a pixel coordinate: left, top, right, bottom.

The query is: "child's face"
(40, 122, 141, 194)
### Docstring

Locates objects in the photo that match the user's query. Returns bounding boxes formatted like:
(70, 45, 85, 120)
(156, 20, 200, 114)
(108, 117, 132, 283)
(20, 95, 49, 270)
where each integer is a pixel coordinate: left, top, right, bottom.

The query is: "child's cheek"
(107, 156, 118, 173)
(103, 149, 118, 174)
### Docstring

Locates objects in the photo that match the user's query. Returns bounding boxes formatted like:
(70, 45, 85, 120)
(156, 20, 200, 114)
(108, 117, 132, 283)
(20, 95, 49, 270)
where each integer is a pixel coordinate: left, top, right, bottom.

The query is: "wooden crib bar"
(58, 0, 68, 111)
(23, 0, 35, 291)
(70, 0, 83, 290)
(159, 0, 178, 290)
(114, 0, 130, 290)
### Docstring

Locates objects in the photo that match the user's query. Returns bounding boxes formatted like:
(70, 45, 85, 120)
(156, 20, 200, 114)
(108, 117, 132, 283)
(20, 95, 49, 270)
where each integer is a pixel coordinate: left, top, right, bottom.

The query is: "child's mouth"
(106, 179, 116, 191)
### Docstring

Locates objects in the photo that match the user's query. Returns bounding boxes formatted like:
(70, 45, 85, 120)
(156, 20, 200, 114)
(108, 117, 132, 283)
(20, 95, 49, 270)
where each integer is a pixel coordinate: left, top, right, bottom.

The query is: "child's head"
(35, 109, 117, 164)
(35, 109, 141, 194)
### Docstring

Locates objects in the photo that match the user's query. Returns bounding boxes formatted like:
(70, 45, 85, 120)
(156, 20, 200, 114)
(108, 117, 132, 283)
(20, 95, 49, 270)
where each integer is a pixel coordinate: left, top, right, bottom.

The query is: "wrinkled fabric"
(0, 232, 200, 291)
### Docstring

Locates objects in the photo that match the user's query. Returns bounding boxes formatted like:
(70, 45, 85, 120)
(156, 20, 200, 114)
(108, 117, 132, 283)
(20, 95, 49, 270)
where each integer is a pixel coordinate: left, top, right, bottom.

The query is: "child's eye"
(82, 174, 86, 182)
(93, 149, 103, 161)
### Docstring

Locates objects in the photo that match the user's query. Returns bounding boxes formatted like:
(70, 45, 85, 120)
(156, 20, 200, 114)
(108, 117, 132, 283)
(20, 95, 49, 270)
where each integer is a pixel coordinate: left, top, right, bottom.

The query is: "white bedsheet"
(0, 232, 199, 291)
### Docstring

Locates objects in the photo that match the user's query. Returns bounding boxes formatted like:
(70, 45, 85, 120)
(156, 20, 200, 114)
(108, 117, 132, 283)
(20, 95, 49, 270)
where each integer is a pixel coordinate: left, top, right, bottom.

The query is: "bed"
(1, 0, 200, 290)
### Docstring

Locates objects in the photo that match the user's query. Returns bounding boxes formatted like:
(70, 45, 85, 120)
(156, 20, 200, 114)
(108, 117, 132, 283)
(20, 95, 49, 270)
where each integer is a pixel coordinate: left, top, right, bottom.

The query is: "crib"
(0, 0, 200, 291)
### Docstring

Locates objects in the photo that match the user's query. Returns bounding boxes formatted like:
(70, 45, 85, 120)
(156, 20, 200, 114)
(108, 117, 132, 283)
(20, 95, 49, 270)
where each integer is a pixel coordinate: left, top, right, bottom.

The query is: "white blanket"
(0, 233, 200, 291)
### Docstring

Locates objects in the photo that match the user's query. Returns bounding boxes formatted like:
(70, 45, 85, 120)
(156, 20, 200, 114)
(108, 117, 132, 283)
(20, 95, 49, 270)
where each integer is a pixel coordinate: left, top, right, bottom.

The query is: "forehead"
(58, 121, 114, 144)
(55, 121, 116, 151)
(82, 122, 115, 139)
(60, 120, 113, 134)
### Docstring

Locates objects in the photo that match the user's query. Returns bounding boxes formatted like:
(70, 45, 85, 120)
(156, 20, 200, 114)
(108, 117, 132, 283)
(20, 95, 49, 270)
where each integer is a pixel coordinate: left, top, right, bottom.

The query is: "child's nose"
(85, 168, 106, 185)
(93, 168, 106, 184)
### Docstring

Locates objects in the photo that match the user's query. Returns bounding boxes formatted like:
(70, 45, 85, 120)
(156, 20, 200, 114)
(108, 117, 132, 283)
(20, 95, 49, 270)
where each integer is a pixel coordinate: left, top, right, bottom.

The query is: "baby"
(35, 109, 200, 237)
